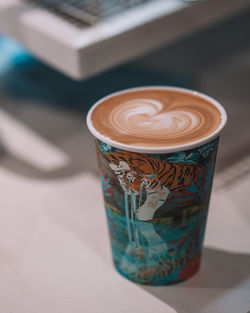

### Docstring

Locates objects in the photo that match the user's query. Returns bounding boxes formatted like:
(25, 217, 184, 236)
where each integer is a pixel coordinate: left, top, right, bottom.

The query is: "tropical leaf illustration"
(198, 142, 216, 158)
(166, 151, 200, 163)
(99, 141, 113, 153)
(182, 156, 215, 202)
(101, 175, 113, 197)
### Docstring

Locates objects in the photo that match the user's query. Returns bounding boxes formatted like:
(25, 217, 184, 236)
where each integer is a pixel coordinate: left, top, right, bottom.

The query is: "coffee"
(90, 88, 222, 148)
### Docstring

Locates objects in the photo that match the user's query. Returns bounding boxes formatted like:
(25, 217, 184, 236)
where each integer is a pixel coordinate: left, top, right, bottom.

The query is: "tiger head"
(109, 161, 142, 195)
(109, 160, 161, 195)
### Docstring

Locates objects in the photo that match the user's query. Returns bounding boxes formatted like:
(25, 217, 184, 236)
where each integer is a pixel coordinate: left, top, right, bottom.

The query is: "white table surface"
(0, 108, 249, 313)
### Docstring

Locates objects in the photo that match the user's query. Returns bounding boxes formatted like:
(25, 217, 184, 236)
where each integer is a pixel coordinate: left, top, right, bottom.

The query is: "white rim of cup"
(87, 86, 227, 154)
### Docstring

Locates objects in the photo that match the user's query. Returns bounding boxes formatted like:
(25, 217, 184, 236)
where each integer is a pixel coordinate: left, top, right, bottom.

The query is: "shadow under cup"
(87, 87, 227, 285)
(95, 137, 219, 285)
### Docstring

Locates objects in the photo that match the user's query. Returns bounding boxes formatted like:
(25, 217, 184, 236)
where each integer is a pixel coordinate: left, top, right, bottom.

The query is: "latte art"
(90, 88, 223, 148)
(110, 99, 205, 138)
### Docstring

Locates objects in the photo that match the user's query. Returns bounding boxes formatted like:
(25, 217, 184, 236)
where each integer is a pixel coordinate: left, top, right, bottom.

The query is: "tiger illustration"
(101, 150, 203, 221)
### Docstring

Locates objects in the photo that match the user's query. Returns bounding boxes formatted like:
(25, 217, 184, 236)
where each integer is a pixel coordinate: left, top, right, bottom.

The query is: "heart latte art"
(91, 89, 222, 147)
(110, 99, 204, 138)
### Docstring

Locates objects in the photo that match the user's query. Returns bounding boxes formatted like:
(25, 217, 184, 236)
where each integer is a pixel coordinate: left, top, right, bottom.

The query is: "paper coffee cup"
(87, 86, 227, 285)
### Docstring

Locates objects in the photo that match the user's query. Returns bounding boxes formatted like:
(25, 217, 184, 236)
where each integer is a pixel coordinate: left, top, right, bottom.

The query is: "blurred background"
(0, 1, 250, 313)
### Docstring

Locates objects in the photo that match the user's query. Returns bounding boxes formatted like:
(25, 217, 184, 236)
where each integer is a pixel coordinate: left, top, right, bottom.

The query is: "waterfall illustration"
(119, 187, 168, 278)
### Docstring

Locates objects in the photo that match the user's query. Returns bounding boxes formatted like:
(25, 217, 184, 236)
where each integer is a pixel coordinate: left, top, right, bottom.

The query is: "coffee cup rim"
(86, 86, 227, 154)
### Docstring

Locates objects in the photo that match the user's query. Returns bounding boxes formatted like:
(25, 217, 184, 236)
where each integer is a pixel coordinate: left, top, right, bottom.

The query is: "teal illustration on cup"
(87, 86, 227, 285)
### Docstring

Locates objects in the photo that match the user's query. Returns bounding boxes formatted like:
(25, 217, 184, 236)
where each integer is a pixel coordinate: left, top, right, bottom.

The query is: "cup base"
(113, 253, 202, 286)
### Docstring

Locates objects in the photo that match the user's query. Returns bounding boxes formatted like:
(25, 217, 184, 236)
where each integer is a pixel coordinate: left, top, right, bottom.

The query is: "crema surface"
(91, 88, 222, 147)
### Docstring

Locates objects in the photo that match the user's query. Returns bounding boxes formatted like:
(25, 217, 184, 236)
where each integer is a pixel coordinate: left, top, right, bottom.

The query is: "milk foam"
(110, 99, 204, 138)
(91, 88, 222, 147)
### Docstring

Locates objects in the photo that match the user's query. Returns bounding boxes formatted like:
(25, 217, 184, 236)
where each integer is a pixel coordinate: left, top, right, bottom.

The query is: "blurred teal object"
(0, 35, 195, 112)
(0, 35, 31, 75)
(0, 36, 195, 111)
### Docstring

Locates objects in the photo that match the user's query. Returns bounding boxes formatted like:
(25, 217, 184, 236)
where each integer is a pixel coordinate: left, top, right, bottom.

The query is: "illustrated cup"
(87, 86, 227, 285)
